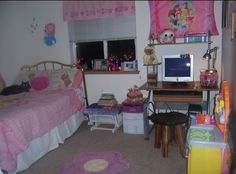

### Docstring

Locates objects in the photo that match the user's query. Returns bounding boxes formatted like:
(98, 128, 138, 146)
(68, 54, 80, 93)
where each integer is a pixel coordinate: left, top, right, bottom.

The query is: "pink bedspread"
(0, 89, 85, 172)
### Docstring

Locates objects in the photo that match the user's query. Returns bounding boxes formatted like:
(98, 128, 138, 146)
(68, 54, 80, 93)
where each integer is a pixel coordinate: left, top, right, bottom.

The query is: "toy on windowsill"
(143, 45, 158, 65)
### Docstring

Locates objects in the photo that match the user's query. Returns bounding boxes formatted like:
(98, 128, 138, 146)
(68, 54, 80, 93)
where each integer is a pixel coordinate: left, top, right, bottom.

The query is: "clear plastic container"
(184, 32, 207, 43)
(200, 69, 218, 88)
(187, 125, 226, 148)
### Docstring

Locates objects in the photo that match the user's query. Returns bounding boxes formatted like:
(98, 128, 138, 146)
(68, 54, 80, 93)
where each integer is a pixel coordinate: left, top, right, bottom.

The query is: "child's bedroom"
(0, 1, 236, 174)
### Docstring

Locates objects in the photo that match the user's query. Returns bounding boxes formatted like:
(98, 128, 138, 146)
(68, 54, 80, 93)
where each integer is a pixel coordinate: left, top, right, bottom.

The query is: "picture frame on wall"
(231, 12, 236, 40)
(93, 59, 108, 70)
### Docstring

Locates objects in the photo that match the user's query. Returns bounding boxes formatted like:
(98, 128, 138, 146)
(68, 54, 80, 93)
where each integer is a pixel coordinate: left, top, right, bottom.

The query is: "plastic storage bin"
(187, 125, 226, 174)
(184, 32, 207, 43)
(123, 112, 144, 134)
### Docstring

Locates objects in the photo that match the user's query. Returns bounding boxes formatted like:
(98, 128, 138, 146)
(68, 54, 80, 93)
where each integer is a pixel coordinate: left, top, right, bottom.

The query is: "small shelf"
(84, 70, 140, 75)
(148, 41, 212, 46)
(143, 63, 162, 66)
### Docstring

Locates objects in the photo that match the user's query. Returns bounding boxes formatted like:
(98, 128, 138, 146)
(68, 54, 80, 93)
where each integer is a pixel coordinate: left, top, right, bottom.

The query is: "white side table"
(84, 103, 123, 133)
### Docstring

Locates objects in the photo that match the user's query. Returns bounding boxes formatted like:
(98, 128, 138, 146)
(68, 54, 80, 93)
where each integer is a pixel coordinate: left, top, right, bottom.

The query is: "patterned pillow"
(14, 70, 49, 85)
(14, 71, 34, 85)
(48, 69, 78, 90)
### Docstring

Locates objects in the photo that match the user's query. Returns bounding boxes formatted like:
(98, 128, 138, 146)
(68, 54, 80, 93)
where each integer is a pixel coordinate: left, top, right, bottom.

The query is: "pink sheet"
(0, 89, 85, 172)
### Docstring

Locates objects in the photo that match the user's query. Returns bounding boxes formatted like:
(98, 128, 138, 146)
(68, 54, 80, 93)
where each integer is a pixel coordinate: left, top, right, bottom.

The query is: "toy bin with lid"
(187, 125, 227, 174)
(122, 103, 144, 134)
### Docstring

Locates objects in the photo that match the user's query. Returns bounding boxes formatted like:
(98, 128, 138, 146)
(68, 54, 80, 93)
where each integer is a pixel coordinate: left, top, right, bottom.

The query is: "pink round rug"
(59, 151, 129, 174)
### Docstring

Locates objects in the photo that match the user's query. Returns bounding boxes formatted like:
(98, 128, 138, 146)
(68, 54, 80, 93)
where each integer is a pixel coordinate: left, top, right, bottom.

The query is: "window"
(68, 15, 136, 71)
(76, 39, 136, 70)
(76, 41, 104, 69)
(108, 39, 135, 61)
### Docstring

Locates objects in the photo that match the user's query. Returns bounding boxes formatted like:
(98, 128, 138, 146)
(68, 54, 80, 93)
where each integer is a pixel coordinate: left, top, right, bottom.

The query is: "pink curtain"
(63, 1, 135, 21)
(149, 1, 219, 38)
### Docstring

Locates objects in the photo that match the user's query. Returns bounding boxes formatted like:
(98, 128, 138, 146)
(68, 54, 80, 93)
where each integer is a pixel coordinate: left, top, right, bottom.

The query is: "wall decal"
(30, 17, 38, 33)
(44, 23, 56, 46)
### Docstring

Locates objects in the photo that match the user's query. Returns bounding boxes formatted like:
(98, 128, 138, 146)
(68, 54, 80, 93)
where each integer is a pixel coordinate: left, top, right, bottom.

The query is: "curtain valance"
(63, 1, 135, 21)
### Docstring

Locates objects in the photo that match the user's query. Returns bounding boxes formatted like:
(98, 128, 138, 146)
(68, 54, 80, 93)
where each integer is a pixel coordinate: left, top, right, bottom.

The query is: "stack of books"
(97, 92, 118, 107)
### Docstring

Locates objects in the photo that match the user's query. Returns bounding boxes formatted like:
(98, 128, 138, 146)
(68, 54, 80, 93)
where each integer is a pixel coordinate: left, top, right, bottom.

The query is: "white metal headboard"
(20, 60, 88, 106)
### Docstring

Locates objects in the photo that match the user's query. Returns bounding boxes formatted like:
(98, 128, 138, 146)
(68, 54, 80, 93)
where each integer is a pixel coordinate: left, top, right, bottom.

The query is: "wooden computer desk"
(139, 81, 219, 140)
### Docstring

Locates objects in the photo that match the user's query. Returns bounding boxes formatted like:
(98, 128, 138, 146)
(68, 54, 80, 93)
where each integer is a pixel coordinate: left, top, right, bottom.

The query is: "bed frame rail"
(20, 61, 79, 71)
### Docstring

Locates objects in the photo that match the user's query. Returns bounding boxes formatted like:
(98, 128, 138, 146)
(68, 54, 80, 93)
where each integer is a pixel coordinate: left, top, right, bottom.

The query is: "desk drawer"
(153, 95, 202, 103)
(153, 91, 202, 103)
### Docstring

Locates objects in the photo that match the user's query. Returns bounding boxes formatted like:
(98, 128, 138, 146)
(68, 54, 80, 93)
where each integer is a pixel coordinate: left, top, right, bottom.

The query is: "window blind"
(68, 16, 136, 42)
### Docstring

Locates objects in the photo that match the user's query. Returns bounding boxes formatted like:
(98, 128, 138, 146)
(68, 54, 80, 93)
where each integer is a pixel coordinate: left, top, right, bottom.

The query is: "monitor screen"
(162, 54, 193, 82)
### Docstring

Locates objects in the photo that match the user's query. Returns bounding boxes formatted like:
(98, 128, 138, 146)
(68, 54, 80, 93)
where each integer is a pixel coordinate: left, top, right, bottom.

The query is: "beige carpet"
(19, 122, 187, 174)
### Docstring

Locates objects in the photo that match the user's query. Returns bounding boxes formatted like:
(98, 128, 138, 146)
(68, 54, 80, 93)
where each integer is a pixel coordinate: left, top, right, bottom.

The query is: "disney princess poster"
(149, 1, 219, 38)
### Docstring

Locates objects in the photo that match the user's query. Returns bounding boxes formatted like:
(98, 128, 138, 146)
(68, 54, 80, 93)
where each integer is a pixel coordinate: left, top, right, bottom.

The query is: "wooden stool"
(150, 112, 188, 158)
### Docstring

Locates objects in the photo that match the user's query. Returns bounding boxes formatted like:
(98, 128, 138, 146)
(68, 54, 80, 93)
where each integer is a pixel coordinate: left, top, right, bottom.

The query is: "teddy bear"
(143, 45, 158, 65)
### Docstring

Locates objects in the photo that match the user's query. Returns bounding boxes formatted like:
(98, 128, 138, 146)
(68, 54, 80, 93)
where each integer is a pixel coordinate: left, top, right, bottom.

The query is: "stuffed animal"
(126, 85, 144, 104)
(143, 45, 158, 65)
(61, 73, 72, 87)
(159, 29, 176, 44)
(0, 81, 31, 96)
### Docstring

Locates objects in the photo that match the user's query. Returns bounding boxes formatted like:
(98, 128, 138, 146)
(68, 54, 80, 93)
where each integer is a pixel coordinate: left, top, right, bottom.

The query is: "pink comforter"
(0, 89, 85, 172)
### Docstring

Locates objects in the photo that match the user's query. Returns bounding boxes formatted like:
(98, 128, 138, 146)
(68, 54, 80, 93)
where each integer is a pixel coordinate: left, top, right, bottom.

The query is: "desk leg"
(144, 90, 151, 140)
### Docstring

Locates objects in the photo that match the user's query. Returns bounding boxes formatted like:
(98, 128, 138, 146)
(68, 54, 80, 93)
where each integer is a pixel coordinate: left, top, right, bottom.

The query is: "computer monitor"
(162, 54, 194, 83)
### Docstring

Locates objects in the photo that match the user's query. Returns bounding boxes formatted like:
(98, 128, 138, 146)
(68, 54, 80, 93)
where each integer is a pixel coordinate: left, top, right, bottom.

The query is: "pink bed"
(0, 61, 87, 174)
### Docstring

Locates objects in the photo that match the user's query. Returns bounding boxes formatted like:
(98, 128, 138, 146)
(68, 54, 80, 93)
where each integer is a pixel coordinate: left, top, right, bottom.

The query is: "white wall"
(86, 1, 222, 106)
(0, 1, 223, 110)
(0, 1, 71, 85)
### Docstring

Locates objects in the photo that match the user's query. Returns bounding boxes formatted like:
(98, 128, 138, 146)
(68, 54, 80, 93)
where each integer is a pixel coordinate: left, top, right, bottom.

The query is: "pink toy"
(126, 85, 143, 104)
(31, 76, 49, 91)
(204, 114, 211, 125)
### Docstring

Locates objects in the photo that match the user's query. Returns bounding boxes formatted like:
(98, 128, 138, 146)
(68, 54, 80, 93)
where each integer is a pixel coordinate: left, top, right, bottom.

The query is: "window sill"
(84, 70, 140, 75)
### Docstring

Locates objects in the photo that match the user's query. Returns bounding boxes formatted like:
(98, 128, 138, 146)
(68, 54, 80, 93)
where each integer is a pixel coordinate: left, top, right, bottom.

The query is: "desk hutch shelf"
(148, 41, 212, 46)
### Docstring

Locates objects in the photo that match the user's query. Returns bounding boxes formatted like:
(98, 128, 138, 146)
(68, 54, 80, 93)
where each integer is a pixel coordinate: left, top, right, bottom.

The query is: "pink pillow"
(72, 69, 83, 88)
(31, 76, 49, 91)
